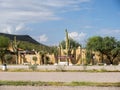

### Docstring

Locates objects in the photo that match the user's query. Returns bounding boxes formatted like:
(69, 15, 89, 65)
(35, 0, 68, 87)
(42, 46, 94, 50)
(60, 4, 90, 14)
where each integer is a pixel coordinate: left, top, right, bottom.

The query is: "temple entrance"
(57, 56, 73, 65)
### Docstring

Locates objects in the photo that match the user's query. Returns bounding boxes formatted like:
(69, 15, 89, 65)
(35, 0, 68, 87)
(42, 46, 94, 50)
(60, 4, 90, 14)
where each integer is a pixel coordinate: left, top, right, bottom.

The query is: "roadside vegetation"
(0, 80, 119, 87)
(0, 68, 119, 72)
(86, 36, 120, 65)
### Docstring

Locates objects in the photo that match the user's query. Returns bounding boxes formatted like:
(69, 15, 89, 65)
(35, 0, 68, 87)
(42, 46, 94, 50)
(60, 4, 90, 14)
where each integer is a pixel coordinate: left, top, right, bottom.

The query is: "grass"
(0, 68, 120, 72)
(70, 82, 120, 87)
(0, 81, 120, 87)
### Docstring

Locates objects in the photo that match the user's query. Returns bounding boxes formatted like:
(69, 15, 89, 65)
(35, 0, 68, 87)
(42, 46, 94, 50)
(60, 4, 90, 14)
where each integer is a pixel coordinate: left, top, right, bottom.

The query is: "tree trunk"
(109, 60, 113, 64)
(101, 53, 104, 63)
(107, 55, 113, 65)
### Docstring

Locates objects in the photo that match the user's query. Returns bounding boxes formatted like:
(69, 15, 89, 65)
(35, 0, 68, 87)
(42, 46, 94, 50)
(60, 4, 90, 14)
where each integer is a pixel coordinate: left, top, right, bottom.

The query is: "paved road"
(0, 72, 120, 90)
(0, 86, 120, 90)
(0, 72, 120, 82)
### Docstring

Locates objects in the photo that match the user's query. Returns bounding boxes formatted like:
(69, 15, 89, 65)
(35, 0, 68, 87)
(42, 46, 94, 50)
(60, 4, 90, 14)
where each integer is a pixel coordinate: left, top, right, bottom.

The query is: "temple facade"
(16, 30, 100, 65)
(15, 46, 100, 65)
(0, 30, 102, 65)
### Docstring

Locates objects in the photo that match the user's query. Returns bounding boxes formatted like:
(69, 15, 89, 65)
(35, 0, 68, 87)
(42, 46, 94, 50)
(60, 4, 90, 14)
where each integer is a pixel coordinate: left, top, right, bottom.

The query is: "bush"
(29, 64, 37, 71)
(56, 65, 66, 72)
(4, 54, 12, 64)
(32, 56, 37, 64)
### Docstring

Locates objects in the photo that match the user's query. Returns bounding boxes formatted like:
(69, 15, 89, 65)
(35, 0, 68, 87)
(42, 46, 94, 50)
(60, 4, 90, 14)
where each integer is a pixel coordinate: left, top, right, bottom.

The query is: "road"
(0, 72, 120, 82)
(0, 86, 120, 90)
(0, 72, 120, 90)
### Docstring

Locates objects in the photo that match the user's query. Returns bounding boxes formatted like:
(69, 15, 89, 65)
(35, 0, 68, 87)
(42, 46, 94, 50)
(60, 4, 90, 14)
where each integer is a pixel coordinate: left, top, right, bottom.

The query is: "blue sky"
(0, 0, 120, 46)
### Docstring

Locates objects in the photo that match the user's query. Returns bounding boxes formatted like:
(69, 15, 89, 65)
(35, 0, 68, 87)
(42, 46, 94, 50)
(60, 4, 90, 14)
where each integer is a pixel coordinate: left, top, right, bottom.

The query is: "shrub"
(29, 64, 37, 71)
(32, 56, 37, 64)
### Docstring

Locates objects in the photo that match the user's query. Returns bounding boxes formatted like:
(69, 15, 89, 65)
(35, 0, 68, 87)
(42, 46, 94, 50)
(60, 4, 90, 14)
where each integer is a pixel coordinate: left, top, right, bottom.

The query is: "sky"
(0, 0, 120, 46)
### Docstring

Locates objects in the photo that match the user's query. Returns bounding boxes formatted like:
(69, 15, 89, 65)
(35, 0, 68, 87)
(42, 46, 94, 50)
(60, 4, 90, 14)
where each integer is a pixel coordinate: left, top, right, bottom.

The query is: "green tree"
(0, 36, 10, 48)
(86, 36, 103, 64)
(0, 36, 10, 64)
(60, 38, 81, 49)
(50, 46, 59, 64)
(102, 37, 120, 64)
(60, 37, 81, 65)
(86, 36, 103, 51)
(32, 56, 37, 65)
(86, 50, 92, 64)
(86, 36, 120, 65)
(4, 54, 13, 64)
(19, 41, 36, 50)
(29, 56, 38, 71)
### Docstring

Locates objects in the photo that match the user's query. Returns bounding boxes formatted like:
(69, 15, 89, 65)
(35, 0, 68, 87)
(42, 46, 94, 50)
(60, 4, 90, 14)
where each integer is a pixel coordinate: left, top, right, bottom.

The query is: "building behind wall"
(5, 45, 103, 65)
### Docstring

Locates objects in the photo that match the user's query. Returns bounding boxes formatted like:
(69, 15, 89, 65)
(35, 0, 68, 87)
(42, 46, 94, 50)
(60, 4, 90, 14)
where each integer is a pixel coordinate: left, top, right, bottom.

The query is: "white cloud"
(15, 23, 31, 32)
(0, 0, 91, 34)
(15, 24, 25, 31)
(0, 23, 30, 34)
(99, 29, 120, 36)
(39, 34, 48, 42)
(0, 24, 13, 34)
(68, 31, 87, 43)
(83, 25, 93, 29)
(0, 0, 90, 24)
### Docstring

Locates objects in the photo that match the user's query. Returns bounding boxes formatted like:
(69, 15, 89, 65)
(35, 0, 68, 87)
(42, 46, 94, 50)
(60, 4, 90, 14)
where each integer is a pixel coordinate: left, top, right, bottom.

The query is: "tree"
(0, 36, 10, 64)
(4, 54, 13, 64)
(60, 36, 81, 65)
(102, 37, 120, 64)
(0, 36, 10, 48)
(32, 56, 37, 65)
(86, 36, 120, 65)
(86, 36, 103, 51)
(29, 56, 38, 71)
(86, 36, 103, 64)
(60, 38, 81, 49)
(50, 46, 59, 64)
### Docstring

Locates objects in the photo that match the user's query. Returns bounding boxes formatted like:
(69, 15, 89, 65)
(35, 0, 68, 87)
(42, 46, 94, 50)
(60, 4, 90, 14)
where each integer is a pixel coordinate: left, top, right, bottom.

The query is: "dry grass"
(0, 81, 120, 87)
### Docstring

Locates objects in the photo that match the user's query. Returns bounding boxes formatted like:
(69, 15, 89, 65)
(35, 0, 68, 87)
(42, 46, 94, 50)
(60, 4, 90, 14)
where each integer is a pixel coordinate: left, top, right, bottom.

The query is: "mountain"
(0, 33, 41, 45)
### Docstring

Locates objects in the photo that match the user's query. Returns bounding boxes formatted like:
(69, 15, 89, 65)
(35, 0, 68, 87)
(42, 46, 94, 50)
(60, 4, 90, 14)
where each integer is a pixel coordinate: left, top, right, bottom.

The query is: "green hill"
(0, 33, 51, 53)
(0, 33, 41, 45)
